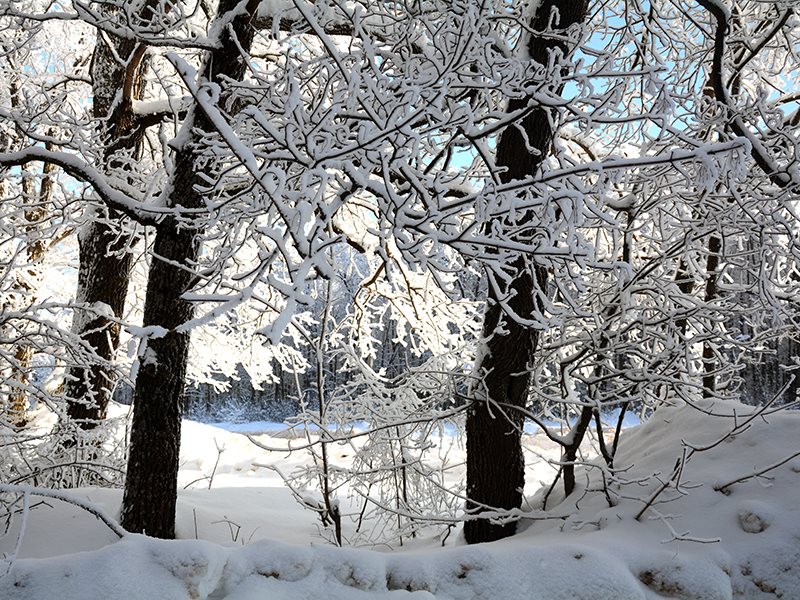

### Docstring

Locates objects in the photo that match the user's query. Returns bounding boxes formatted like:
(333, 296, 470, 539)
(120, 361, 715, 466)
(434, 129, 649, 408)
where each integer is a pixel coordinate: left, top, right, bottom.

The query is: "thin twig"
(0, 483, 126, 538)
(714, 449, 800, 493)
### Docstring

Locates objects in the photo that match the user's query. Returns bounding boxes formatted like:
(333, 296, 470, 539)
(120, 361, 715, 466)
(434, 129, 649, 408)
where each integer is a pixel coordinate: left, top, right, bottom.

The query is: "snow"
(131, 97, 191, 117)
(2, 400, 800, 598)
(256, 0, 300, 21)
(0, 148, 159, 225)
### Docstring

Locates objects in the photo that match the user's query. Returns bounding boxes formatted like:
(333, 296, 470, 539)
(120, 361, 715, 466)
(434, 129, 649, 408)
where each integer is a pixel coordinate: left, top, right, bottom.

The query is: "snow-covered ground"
(2, 400, 799, 599)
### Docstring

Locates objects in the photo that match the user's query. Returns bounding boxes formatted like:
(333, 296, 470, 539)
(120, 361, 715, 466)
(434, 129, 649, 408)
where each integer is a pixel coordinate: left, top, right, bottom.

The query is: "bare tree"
(465, 0, 589, 544)
(120, 0, 262, 539)
(63, 3, 152, 429)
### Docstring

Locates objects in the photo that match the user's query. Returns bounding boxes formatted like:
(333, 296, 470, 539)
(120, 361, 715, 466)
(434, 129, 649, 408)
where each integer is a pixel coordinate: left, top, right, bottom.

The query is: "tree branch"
(697, 0, 793, 188)
(0, 147, 188, 226)
(0, 483, 126, 538)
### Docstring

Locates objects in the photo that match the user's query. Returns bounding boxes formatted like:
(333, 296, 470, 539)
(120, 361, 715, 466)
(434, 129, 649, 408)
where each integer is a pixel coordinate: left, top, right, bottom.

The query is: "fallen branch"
(714, 449, 800, 493)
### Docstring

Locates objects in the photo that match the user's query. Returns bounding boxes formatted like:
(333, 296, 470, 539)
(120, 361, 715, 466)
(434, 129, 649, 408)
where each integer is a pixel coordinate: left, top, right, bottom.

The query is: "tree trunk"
(64, 219, 135, 425)
(701, 234, 721, 398)
(63, 17, 149, 427)
(119, 214, 196, 538)
(465, 0, 589, 545)
(3, 72, 56, 427)
(121, 0, 261, 538)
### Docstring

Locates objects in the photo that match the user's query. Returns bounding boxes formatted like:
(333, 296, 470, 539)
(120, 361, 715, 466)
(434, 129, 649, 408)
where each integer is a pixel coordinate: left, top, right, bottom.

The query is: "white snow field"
(2, 399, 799, 599)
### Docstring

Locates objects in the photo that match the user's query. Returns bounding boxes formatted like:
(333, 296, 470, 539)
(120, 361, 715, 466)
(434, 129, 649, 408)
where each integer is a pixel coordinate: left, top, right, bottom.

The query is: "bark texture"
(465, 0, 589, 545)
(64, 20, 148, 427)
(4, 74, 55, 427)
(121, 0, 261, 539)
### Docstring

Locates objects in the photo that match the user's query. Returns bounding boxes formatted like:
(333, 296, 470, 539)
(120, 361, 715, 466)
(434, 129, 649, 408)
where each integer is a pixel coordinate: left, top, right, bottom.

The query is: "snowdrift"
(2, 400, 799, 599)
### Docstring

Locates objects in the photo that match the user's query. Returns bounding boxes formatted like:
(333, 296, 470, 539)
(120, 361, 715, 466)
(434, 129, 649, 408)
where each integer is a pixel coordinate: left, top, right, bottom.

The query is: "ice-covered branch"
(442, 139, 751, 214)
(714, 449, 800, 493)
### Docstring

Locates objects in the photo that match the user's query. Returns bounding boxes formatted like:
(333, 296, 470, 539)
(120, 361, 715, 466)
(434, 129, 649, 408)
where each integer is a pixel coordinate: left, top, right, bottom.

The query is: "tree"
(120, 0, 263, 538)
(0, 10, 134, 487)
(464, 0, 589, 544)
(1, 0, 798, 547)
(63, 2, 150, 429)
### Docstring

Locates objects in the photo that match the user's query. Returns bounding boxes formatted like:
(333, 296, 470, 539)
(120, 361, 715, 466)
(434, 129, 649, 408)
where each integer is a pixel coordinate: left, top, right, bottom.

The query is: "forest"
(1, 0, 800, 598)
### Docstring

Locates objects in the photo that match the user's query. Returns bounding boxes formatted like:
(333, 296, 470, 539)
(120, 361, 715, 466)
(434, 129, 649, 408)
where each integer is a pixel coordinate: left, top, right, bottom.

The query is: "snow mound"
(1, 537, 644, 600)
(2, 399, 800, 598)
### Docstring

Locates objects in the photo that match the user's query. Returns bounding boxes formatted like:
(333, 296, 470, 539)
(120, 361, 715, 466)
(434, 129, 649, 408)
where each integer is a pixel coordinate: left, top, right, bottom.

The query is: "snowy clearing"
(2, 400, 799, 599)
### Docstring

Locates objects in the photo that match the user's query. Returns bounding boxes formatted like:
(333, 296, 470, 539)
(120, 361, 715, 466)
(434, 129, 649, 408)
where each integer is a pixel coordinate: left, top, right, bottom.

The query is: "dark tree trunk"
(65, 219, 135, 425)
(120, 213, 196, 538)
(702, 234, 721, 398)
(121, 0, 261, 539)
(465, 0, 588, 545)
(64, 19, 148, 427)
(465, 263, 545, 543)
(561, 406, 593, 496)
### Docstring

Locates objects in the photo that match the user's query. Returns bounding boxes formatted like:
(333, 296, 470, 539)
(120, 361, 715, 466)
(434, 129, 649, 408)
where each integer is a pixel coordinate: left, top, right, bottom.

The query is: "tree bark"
(121, 0, 261, 538)
(701, 234, 721, 398)
(63, 16, 149, 427)
(465, 0, 588, 545)
(3, 71, 56, 427)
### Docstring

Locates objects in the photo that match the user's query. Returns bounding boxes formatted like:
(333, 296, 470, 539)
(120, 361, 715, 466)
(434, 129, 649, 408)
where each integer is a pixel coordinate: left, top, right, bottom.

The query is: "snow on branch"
(0, 148, 169, 226)
(696, 0, 796, 188)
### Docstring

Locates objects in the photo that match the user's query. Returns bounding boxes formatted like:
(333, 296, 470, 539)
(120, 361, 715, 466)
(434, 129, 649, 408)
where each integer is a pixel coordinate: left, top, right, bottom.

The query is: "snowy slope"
(1, 400, 799, 599)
